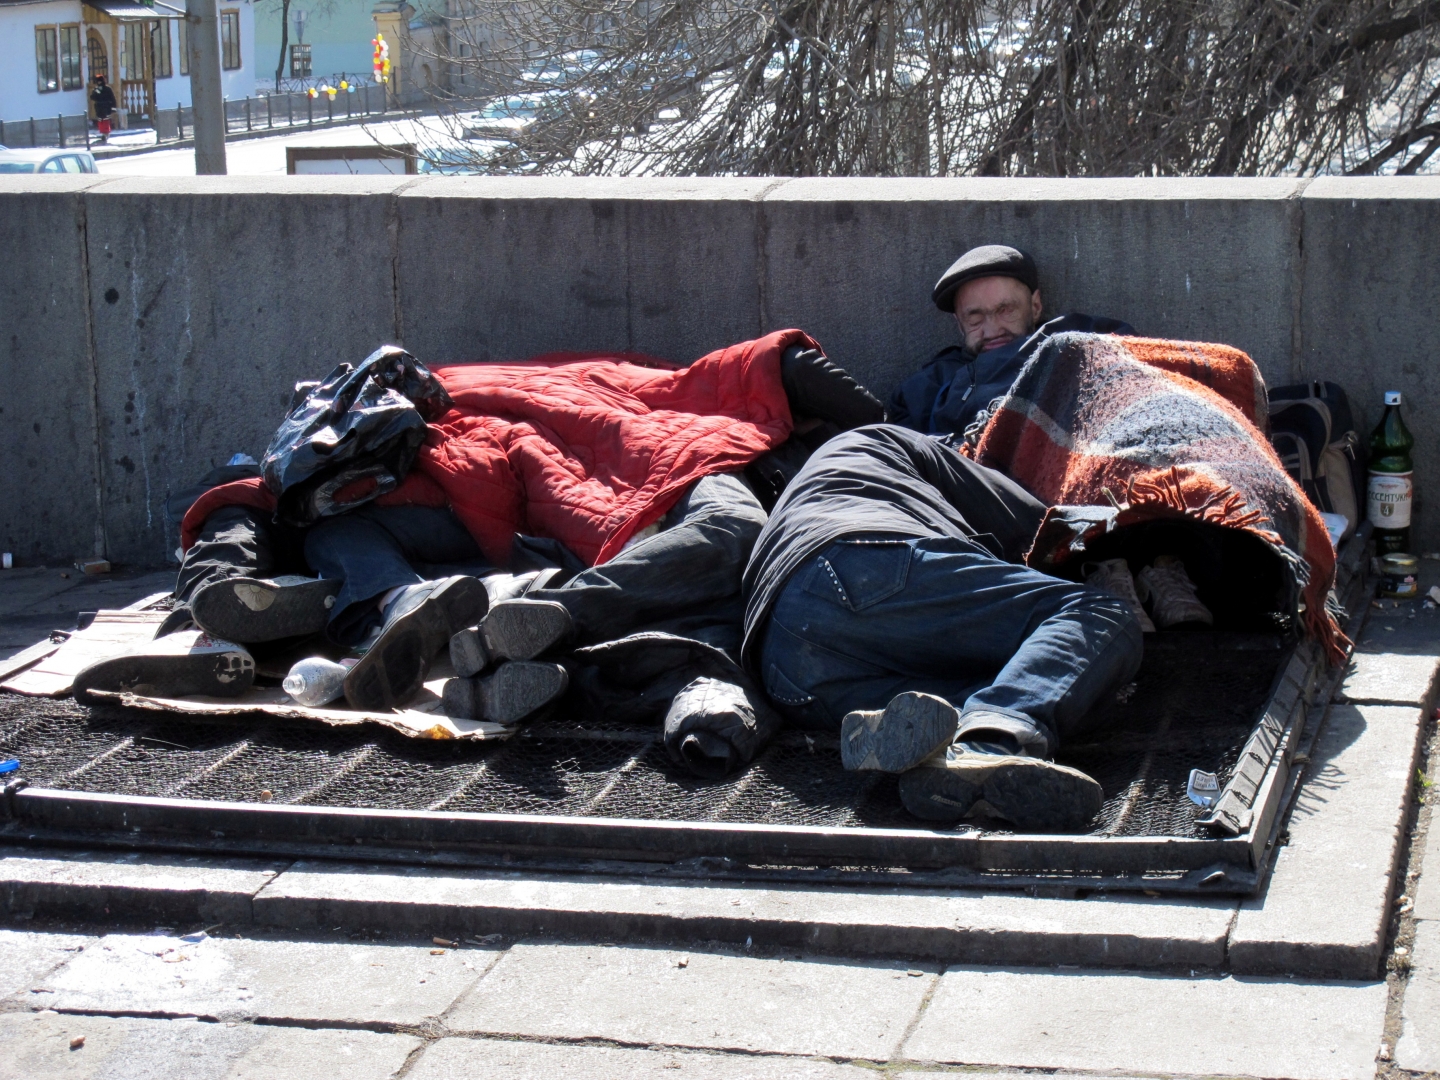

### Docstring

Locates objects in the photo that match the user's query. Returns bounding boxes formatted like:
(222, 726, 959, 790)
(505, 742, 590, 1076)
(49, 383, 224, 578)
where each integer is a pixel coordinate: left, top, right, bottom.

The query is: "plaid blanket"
(967, 333, 1345, 662)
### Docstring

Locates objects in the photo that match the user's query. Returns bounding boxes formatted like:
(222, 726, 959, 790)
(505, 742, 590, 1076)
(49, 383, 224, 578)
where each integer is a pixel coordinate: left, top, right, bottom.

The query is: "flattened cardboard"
(84, 670, 516, 742)
(1, 610, 169, 696)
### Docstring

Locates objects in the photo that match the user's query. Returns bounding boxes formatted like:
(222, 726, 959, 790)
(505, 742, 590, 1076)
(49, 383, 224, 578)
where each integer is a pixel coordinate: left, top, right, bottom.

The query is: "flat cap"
(932, 245, 1038, 312)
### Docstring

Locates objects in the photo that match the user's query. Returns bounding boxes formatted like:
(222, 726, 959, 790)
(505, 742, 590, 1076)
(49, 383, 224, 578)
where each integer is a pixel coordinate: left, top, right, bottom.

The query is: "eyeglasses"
(957, 300, 1022, 331)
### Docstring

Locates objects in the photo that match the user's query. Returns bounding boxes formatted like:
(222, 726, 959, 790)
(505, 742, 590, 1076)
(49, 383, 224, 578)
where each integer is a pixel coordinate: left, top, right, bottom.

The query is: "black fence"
(2, 82, 390, 151)
(0, 113, 95, 150)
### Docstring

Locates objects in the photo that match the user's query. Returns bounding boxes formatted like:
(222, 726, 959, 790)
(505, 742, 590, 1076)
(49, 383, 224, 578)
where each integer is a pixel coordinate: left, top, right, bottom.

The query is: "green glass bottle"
(1367, 391, 1414, 555)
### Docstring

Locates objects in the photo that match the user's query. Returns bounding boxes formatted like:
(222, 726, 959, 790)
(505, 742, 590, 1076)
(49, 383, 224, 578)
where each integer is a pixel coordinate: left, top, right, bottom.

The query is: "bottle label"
(1368, 471, 1413, 529)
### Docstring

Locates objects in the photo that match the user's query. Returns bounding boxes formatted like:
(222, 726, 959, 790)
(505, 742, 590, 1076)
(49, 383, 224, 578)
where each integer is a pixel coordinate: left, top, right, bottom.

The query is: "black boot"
(343, 576, 489, 710)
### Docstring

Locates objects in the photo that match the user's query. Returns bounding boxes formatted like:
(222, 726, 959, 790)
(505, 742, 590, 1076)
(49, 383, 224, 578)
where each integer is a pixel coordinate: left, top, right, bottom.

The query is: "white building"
(0, 0, 255, 126)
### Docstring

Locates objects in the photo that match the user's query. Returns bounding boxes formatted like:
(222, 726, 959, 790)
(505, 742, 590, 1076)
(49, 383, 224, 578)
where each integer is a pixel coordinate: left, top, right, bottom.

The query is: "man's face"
(953, 275, 1043, 353)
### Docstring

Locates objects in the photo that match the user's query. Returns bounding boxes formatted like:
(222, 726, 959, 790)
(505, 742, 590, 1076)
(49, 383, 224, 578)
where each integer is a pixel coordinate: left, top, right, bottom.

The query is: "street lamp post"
(186, 0, 226, 174)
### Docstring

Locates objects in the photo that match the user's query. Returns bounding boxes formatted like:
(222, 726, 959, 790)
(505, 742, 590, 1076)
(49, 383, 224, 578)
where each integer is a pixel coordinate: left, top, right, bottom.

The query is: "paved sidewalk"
(1, 566, 1437, 1078)
(0, 923, 1393, 1079)
(0, 566, 173, 663)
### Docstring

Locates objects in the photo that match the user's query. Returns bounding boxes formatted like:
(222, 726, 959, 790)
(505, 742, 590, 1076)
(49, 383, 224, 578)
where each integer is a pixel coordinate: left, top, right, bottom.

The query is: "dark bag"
(261, 345, 452, 527)
(1267, 381, 1366, 539)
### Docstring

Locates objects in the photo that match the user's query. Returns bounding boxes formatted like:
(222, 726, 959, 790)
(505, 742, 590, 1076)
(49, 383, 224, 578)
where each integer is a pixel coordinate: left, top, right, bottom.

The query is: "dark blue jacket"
(890, 313, 1134, 438)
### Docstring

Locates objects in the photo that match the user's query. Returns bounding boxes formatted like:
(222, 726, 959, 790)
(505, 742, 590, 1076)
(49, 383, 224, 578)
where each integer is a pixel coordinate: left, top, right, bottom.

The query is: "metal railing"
(155, 82, 389, 140)
(0, 113, 96, 151)
(2, 82, 391, 152)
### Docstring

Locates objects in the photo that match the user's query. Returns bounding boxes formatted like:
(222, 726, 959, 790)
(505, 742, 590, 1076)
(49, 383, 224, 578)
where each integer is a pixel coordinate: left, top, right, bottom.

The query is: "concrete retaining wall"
(1, 174, 1436, 565)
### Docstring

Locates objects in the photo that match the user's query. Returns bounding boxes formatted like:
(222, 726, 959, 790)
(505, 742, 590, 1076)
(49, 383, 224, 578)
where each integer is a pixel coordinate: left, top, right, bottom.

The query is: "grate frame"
(0, 534, 1370, 896)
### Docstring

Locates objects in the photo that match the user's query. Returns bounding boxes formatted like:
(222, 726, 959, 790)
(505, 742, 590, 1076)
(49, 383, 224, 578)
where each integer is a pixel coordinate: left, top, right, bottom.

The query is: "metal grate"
(0, 630, 1287, 839)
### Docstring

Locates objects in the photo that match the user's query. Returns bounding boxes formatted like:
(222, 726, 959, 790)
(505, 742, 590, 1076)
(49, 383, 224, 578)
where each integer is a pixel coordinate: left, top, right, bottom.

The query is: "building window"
(87, 29, 108, 83)
(221, 10, 241, 69)
(151, 20, 172, 79)
(60, 25, 83, 89)
(123, 22, 145, 80)
(289, 42, 311, 77)
(178, 18, 188, 75)
(36, 27, 59, 92)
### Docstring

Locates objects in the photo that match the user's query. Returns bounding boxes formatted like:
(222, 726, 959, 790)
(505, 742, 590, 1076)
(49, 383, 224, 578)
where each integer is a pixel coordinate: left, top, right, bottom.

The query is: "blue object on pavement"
(0, 758, 19, 774)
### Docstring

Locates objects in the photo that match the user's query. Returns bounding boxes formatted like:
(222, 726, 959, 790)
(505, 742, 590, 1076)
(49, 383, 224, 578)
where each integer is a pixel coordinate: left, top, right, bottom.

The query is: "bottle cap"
(1385, 391, 1402, 406)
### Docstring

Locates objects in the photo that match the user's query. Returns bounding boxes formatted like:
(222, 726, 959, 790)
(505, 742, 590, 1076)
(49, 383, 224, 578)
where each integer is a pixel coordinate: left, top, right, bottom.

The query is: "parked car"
(0, 148, 99, 174)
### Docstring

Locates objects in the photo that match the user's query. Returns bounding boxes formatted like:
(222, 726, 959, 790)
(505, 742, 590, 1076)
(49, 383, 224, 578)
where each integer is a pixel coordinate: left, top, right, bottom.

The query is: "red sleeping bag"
(182, 329, 813, 565)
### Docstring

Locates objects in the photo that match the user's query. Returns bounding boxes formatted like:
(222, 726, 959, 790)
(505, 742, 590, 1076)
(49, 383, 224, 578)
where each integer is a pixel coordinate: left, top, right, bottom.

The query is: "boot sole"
(480, 600, 572, 662)
(442, 661, 568, 724)
(345, 577, 490, 711)
(74, 647, 255, 705)
(192, 577, 340, 643)
(841, 691, 959, 773)
(898, 755, 1103, 832)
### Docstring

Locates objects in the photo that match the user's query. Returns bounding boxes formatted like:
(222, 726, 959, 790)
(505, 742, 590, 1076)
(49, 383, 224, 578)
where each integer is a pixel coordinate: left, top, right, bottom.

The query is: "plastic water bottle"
(282, 657, 355, 707)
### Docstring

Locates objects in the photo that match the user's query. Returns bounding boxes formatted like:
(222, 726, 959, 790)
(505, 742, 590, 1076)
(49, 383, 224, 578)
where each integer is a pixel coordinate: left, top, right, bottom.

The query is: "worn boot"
(1083, 559, 1156, 633)
(440, 660, 569, 725)
(449, 599, 573, 678)
(192, 575, 341, 644)
(1137, 555, 1214, 629)
(343, 576, 489, 711)
(73, 630, 255, 705)
(898, 732, 1103, 833)
(839, 691, 960, 773)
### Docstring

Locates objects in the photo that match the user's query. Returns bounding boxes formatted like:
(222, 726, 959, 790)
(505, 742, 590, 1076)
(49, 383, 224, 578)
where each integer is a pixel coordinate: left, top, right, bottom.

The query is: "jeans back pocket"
(801, 538, 913, 612)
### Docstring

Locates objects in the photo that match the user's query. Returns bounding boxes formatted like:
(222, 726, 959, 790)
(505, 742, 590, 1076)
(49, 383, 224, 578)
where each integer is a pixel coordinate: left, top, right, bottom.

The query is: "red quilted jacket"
(182, 330, 812, 566)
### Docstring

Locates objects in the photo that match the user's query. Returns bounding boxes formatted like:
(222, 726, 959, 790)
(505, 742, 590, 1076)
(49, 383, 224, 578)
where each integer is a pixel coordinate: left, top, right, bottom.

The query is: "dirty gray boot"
(840, 691, 959, 773)
(898, 736, 1103, 833)
(73, 630, 255, 705)
(441, 660, 568, 724)
(449, 599, 573, 678)
(192, 575, 340, 644)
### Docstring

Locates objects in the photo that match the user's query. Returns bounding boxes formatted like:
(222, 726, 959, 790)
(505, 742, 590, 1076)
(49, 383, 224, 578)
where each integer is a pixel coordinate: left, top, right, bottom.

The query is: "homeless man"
(889, 244, 1133, 440)
(78, 334, 883, 772)
(742, 424, 1144, 832)
(887, 245, 1218, 634)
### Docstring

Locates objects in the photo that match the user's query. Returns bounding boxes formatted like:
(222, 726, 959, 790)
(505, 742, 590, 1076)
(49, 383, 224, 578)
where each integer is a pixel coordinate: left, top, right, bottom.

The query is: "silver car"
(0, 148, 99, 174)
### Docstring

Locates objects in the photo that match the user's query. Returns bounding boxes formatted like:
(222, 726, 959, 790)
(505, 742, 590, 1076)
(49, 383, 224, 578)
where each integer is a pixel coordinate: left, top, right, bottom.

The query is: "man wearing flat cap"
(890, 245, 1131, 438)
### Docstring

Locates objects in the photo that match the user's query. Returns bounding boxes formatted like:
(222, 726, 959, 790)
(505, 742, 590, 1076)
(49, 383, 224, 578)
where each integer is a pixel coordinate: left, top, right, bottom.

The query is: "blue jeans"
(759, 535, 1143, 755)
(305, 505, 492, 644)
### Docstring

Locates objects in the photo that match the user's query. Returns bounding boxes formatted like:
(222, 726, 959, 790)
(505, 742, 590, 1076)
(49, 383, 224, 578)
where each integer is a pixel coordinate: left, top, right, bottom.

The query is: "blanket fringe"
(1124, 467, 1279, 545)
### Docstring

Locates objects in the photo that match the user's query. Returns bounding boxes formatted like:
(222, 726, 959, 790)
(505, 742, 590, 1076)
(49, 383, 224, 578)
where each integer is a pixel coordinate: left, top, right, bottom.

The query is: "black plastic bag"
(262, 346, 452, 527)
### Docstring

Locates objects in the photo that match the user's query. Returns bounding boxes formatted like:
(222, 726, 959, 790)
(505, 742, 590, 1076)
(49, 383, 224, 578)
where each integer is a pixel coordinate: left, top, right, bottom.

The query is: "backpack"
(1267, 381, 1366, 539)
(261, 346, 453, 527)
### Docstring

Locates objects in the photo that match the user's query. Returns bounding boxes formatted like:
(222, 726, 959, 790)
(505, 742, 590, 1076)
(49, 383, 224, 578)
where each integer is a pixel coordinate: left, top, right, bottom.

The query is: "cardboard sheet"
(1, 610, 169, 696)
(1, 593, 514, 741)
(80, 668, 516, 742)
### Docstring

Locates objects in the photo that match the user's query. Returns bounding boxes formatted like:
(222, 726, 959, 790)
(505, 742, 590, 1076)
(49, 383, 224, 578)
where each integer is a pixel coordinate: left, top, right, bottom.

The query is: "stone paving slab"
(0, 1010, 421, 1080)
(256, 860, 1234, 969)
(445, 941, 932, 1060)
(408, 1036, 874, 1079)
(901, 966, 1387, 1080)
(1338, 650, 1440, 706)
(0, 928, 94, 1002)
(0, 847, 287, 927)
(1228, 703, 1426, 978)
(42, 930, 484, 1026)
(1396, 918, 1440, 1072)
